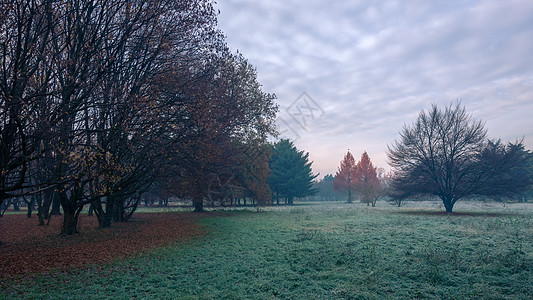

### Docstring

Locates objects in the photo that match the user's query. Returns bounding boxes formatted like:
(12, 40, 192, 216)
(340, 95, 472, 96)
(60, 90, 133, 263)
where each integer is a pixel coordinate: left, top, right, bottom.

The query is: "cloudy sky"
(215, 0, 533, 178)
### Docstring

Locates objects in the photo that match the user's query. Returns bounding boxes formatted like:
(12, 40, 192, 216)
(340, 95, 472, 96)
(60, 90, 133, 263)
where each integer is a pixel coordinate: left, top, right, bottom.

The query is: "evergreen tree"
(268, 139, 318, 205)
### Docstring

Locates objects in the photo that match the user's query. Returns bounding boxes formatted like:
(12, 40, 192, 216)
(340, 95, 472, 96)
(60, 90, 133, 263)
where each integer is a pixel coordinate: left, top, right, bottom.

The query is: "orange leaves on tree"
(354, 151, 382, 206)
(334, 151, 382, 205)
(333, 151, 358, 203)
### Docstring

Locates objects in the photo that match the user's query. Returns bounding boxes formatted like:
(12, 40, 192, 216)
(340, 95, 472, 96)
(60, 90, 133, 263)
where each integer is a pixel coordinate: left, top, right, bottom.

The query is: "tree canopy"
(0, 0, 278, 233)
(387, 102, 531, 213)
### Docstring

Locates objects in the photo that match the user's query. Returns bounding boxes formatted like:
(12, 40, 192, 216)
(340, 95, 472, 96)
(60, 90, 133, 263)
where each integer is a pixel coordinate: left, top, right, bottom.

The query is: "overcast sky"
(215, 0, 533, 178)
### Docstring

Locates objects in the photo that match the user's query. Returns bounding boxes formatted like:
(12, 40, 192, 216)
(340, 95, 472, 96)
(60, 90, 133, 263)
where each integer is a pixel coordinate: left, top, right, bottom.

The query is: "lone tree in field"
(354, 152, 382, 207)
(268, 139, 318, 205)
(387, 102, 531, 213)
(334, 151, 358, 203)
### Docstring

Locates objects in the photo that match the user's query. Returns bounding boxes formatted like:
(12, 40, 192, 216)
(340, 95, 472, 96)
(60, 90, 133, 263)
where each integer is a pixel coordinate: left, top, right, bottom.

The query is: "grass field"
(2, 202, 533, 299)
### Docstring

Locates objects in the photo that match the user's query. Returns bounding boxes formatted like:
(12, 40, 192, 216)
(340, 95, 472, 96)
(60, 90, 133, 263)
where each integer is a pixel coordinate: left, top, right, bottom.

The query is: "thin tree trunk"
(50, 192, 61, 215)
(41, 190, 53, 219)
(88, 203, 94, 216)
(92, 198, 105, 227)
(123, 194, 141, 221)
(101, 196, 114, 228)
(37, 192, 45, 225)
(26, 195, 36, 218)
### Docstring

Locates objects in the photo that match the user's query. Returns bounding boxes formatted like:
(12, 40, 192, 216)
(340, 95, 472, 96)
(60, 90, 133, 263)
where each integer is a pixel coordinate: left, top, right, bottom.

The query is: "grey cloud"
(216, 0, 533, 176)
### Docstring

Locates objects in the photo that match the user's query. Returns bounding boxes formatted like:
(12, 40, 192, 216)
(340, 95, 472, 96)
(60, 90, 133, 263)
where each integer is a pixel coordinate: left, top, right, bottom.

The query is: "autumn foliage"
(0, 0, 277, 234)
(334, 151, 382, 205)
(355, 152, 382, 206)
(333, 151, 358, 203)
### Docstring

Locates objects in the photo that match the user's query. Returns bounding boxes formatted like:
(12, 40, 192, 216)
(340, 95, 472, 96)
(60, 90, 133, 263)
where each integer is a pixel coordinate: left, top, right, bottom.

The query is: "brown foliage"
(333, 151, 358, 203)
(0, 213, 205, 278)
(354, 152, 382, 206)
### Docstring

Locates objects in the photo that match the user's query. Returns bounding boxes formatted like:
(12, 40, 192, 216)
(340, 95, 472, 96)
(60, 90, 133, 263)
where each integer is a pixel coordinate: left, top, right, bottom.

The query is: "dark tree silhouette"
(0, 0, 53, 209)
(387, 102, 531, 213)
(268, 139, 318, 205)
(0, 0, 278, 236)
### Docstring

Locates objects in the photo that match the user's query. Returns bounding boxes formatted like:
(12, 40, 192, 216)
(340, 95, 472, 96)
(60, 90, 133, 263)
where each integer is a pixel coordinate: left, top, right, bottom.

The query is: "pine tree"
(268, 139, 318, 205)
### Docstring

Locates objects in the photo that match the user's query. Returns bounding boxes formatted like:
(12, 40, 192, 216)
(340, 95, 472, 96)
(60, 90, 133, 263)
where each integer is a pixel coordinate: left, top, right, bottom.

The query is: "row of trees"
(311, 103, 531, 213)
(264, 144, 387, 207)
(333, 151, 384, 206)
(0, 0, 278, 234)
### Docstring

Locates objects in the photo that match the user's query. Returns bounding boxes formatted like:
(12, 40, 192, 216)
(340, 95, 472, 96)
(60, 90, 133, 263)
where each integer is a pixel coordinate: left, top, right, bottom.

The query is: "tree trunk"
(26, 195, 36, 218)
(59, 191, 80, 235)
(288, 196, 294, 206)
(113, 196, 125, 222)
(40, 190, 53, 219)
(50, 192, 62, 215)
(101, 196, 114, 228)
(61, 207, 78, 235)
(13, 200, 20, 211)
(36, 192, 45, 225)
(91, 198, 104, 227)
(123, 194, 141, 222)
(442, 197, 454, 213)
(193, 196, 204, 212)
(347, 190, 352, 203)
(88, 203, 94, 216)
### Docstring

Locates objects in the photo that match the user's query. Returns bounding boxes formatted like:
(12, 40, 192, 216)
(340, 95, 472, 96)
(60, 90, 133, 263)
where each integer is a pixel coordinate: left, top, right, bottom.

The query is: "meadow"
(2, 201, 533, 299)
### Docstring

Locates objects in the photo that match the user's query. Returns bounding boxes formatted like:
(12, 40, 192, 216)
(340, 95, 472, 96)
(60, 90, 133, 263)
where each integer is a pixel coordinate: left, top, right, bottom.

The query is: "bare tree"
(1, 0, 278, 235)
(0, 0, 53, 208)
(387, 102, 530, 213)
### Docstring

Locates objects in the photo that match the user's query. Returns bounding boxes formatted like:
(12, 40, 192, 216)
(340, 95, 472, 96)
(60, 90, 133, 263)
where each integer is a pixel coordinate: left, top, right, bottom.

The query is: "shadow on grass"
(393, 210, 520, 217)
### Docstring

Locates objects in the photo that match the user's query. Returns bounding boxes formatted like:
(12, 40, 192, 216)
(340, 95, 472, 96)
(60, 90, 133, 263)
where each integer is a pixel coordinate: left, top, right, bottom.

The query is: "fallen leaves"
(0, 213, 205, 278)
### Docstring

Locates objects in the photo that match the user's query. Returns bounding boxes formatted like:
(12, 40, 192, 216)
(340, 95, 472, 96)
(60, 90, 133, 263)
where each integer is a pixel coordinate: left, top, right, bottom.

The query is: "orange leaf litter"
(0, 212, 206, 278)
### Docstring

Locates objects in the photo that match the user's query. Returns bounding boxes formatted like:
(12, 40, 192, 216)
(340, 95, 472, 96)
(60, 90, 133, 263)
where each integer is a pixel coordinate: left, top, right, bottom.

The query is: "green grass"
(3, 203, 533, 299)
